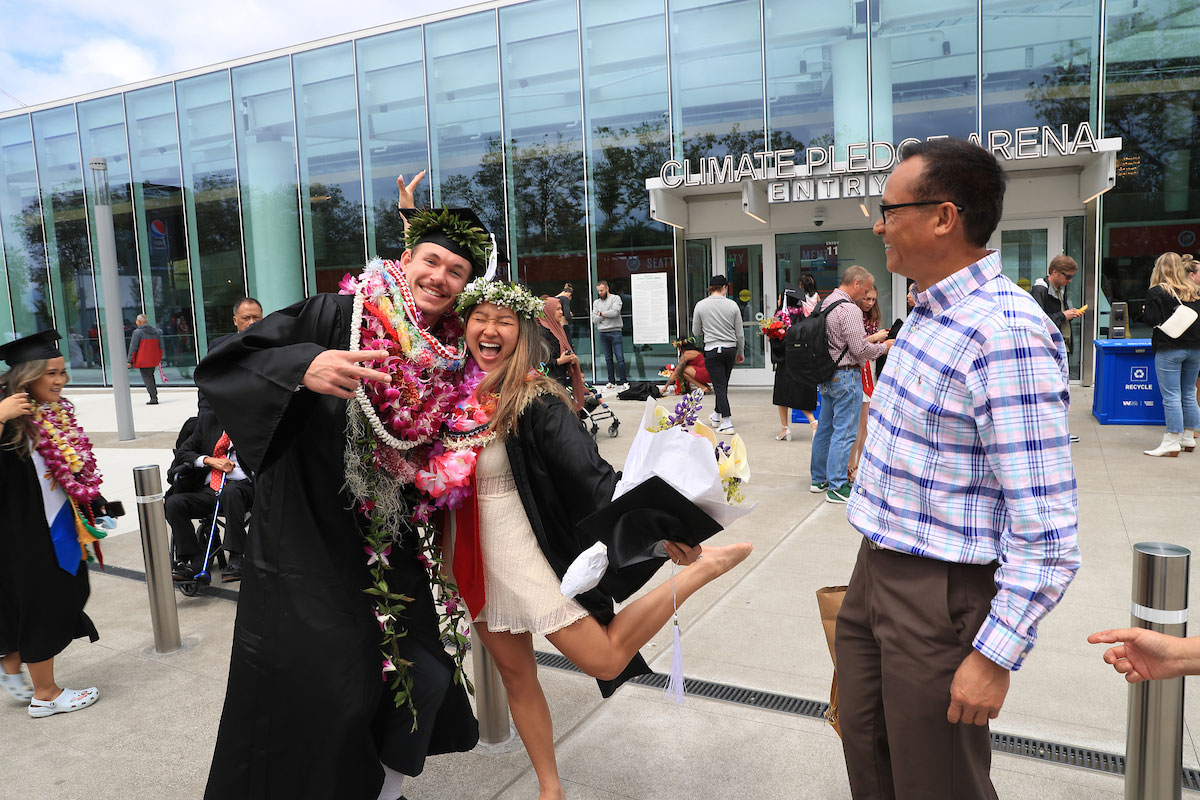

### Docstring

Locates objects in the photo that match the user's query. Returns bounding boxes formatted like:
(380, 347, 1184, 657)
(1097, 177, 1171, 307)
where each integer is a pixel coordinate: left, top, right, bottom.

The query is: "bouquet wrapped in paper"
(561, 390, 754, 599)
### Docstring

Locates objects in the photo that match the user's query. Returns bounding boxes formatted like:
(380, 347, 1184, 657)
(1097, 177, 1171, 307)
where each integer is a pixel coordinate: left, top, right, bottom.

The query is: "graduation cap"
(574, 475, 723, 603)
(401, 207, 503, 278)
(0, 329, 62, 367)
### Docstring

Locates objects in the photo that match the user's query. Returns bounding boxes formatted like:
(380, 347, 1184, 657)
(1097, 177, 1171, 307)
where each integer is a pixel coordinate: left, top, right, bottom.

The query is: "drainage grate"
(92, 564, 1200, 791)
(533, 650, 1200, 791)
(87, 561, 241, 602)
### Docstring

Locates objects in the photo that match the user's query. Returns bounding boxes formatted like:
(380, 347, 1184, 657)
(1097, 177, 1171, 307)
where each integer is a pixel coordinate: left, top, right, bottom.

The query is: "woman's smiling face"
(466, 303, 519, 372)
(28, 357, 69, 403)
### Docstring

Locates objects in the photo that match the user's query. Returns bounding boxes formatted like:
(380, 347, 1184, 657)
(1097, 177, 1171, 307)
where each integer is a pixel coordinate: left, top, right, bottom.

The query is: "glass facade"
(0, 0, 1194, 384)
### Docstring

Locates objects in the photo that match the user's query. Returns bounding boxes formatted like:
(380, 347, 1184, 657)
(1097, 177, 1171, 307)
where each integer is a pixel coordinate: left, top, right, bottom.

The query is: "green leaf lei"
(404, 208, 492, 268)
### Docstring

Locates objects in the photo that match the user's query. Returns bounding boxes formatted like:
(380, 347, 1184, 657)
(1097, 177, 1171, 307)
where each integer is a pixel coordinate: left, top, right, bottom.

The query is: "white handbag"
(1156, 288, 1199, 339)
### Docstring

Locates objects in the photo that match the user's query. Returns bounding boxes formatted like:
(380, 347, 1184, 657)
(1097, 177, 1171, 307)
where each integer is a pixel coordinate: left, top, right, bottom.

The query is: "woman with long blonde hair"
(0, 331, 102, 717)
(1142, 252, 1200, 456)
(448, 282, 752, 800)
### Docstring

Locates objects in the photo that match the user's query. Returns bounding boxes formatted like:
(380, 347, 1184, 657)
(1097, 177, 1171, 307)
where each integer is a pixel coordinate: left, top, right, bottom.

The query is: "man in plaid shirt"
(836, 138, 1081, 799)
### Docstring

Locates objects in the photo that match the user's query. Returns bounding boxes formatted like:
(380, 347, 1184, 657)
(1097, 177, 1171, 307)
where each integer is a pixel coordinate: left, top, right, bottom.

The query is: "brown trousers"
(835, 539, 1000, 800)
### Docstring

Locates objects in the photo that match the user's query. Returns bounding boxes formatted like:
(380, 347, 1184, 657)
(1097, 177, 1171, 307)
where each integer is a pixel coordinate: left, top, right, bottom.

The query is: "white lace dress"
(472, 440, 589, 635)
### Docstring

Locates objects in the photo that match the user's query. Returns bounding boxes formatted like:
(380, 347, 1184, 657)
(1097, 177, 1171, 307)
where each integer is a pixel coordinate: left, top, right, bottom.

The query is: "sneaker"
(1069, 434, 1080, 443)
(618, 383, 629, 391)
(717, 420, 736, 434)
(28, 687, 98, 718)
(172, 557, 207, 582)
(0, 670, 34, 702)
(709, 412, 721, 425)
(825, 484, 852, 504)
(604, 383, 615, 390)
(809, 481, 828, 494)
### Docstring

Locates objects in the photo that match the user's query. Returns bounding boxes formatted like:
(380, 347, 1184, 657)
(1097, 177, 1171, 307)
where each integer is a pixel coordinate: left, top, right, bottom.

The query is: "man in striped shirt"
(836, 138, 1081, 799)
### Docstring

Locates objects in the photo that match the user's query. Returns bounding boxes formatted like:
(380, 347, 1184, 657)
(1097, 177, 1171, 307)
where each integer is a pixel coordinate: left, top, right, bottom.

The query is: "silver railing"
(1125, 542, 1190, 800)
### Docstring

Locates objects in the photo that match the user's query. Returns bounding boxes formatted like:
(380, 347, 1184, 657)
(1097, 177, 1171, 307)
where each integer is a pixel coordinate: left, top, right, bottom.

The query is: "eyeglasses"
(878, 200, 964, 223)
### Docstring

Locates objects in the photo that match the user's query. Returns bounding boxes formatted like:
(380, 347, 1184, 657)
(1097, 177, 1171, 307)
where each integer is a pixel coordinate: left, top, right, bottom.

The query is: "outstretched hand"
(302, 350, 391, 399)
(1088, 628, 1197, 683)
(397, 171, 426, 210)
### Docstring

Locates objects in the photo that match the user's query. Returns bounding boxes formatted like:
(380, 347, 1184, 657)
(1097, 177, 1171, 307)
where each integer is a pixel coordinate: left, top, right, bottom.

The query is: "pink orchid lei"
(32, 399, 108, 561)
(340, 259, 479, 723)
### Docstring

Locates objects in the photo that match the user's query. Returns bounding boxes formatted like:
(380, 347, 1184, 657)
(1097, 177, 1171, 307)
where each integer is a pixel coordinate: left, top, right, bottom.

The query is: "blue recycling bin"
(1092, 339, 1165, 425)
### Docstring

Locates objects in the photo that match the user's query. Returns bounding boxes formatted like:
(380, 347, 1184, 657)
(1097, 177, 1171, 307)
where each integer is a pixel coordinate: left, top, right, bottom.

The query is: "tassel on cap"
(664, 568, 686, 703)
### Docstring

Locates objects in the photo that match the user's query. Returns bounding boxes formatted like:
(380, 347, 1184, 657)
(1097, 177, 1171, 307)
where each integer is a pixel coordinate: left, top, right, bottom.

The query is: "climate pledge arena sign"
(656, 123, 1102, 204)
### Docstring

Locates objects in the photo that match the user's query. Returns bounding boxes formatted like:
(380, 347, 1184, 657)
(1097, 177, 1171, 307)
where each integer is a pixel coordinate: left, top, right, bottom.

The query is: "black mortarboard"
(401, 207, 500, 276)
(0, 329, 62, 367)
(575, 476, 723, 602)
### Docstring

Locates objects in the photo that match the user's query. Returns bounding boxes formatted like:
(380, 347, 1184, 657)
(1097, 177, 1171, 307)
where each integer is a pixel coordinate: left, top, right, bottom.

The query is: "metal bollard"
(1125, 542, 1190, 800)
(133, 465, 182, 653)
(470, 624, 514, 745)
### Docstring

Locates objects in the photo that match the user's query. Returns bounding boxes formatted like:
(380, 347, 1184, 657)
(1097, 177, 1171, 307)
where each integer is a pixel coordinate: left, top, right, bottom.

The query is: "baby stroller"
(581, 385, 620, 439)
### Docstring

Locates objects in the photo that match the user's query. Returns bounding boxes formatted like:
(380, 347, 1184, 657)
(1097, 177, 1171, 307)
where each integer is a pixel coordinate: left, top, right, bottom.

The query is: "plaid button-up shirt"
(846, 250, 1081, 671)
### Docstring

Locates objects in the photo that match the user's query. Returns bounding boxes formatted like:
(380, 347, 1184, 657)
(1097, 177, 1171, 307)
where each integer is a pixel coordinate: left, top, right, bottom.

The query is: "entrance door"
(988, 217, 1082, 380)
(714, 235, 775, 383)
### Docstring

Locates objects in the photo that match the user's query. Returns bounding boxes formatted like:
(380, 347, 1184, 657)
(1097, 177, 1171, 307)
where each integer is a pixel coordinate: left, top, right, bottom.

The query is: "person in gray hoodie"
(591, 280, 626, 386)
(127, 314, 163, 405)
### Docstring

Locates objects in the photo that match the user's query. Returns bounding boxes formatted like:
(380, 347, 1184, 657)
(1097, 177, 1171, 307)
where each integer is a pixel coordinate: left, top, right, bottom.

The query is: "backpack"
(616, 381, 661, 401)
(784, 298, 850, 389)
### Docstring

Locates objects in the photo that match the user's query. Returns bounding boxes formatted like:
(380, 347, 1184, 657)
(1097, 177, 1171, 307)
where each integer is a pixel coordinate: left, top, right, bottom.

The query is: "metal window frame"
(227, 69, 250, 303)
(24, 113, 56, 333)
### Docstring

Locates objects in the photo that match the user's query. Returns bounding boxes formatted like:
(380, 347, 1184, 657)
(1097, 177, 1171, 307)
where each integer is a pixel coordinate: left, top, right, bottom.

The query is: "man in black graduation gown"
(195, 210, 490, 800)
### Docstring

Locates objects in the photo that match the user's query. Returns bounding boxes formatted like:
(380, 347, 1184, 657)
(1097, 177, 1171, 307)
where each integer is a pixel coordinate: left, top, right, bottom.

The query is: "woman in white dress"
(449, 285, 752, 800)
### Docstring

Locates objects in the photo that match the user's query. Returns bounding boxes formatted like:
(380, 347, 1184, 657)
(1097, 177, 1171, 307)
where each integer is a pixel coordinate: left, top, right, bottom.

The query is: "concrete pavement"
(2, 384, 1196, 798)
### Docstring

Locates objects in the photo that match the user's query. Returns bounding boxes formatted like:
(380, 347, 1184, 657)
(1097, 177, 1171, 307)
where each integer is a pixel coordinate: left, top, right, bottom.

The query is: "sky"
(0, 0, 471, 113)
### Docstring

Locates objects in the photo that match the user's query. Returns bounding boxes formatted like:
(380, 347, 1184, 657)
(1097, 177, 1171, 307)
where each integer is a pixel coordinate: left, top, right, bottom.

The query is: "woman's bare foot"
(694, 542, 753, 578)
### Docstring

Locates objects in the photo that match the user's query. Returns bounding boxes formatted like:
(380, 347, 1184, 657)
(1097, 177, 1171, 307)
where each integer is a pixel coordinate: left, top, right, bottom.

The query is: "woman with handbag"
(1141, 252, 1200, 457)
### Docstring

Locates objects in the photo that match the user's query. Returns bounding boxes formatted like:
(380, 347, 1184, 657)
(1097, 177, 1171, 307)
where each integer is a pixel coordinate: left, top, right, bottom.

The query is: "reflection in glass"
(874, 2, 977, 142)
(671, 0, 765, 164)
(232, 57, 304, 313)
(582, 0, 676, 380)
(357, 27, 430, 260)
(78, 95, 143, 382)
(724, 243, 765, 369)
(775, 229, 891, 316)
(1100, 1, 1200, 345)
(126, 84, 196, 381)
(294, 44, 365, 295)
(999, 228, 1048, 289)
(177, 72, 247, 353)
(685, 239, 712, 319)
(31, 106, 102, 382)
(982, 0, 1099, 134)
(425, 13, 507, 256)
(0, 116, 51, 336)
(765, 1, 868, 152)
(0, 217, 11, 343)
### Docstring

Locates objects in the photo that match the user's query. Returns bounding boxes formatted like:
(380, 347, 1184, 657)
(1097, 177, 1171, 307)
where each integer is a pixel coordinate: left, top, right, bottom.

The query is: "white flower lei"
(455, 278, 545, 319)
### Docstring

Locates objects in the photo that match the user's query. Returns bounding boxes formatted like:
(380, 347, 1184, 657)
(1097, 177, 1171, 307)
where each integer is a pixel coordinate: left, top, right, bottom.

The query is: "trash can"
(1092, 339, 1165, 425)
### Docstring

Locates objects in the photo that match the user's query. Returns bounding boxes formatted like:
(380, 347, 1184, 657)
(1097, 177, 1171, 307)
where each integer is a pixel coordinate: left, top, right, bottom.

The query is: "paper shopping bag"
(816, 585, 848, 737)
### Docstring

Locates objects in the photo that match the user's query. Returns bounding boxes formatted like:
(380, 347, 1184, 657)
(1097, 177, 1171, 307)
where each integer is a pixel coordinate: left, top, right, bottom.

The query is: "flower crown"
(456, 279, 545, 319)
(404, 208, 492, 271)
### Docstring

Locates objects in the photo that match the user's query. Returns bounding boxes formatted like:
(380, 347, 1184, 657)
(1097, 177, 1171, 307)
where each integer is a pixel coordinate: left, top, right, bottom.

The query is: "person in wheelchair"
(166, 412, 253, 583)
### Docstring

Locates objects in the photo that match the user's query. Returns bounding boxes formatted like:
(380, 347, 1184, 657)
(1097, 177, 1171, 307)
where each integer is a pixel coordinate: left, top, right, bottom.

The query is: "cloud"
(0, 0, 467, 112)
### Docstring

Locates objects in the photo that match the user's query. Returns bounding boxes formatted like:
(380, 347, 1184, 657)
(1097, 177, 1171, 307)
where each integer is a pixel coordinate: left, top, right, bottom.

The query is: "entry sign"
(631, 272, 669, 345)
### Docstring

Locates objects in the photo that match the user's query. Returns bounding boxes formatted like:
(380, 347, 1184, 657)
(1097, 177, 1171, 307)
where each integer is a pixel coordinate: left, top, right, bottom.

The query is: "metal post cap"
(88, 157, 107, 170)
(1133, 542, 1191, 558)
